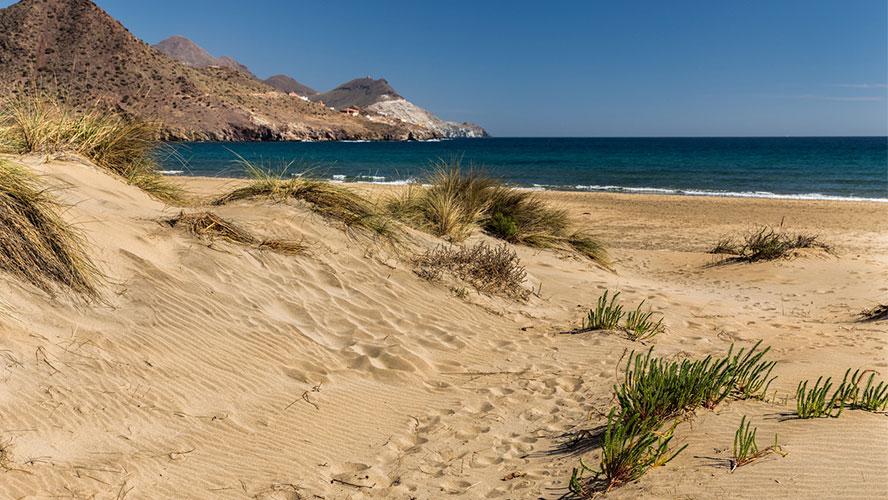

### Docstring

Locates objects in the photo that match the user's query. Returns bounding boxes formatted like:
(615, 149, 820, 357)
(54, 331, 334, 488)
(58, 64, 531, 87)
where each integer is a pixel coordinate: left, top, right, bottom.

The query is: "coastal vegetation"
(163, 212, 306, 255)
(845, 369, 888, 412)
(796, 372, 850, 419)
(0, 94, 184, 204)
(0, 159, 98, 296)
(385, 158, 609, 267)
(709, 225, 830, 262)
(569, 408, 686, 494)
(796, 369, 888, 417)
(859, 304, 888, 322)
(214, 159, 397, 239)
(569, 341, 778, 495)
(414, 242, 529, 299)
(579, 290, 665, 340)
(731, 416, 785, 472)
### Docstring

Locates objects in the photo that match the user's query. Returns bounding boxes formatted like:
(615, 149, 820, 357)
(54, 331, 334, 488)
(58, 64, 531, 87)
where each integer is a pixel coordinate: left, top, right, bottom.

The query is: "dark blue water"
(158, 137, 888, 201)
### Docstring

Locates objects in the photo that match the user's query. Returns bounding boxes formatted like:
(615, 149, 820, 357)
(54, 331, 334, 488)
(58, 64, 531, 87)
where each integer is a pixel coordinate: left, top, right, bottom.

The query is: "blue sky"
(6, 0, 887, 136)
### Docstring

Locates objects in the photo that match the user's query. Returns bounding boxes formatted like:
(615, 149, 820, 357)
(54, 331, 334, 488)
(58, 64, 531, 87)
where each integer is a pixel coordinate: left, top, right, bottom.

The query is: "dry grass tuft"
(164, 212, 306, 255)
(0, 160, 98, 296)
(0, 94, 185, 204)
(710, 225, 830, 262)
(0, 437, 12, 471)
(214, 159, 397, 239)
(859, 304, 888, 322)
(415, 241, 529, 299)
(386, 158, 609, 267)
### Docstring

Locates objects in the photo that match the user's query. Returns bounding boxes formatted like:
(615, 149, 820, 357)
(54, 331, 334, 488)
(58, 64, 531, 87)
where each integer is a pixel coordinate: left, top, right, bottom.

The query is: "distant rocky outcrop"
(153, 35, 258, 80)
(311, 78, 489, 138)
(0, 0, 440, 141)
(369, 99, 491, 138)
(263, 75, 317, 96)
(311, 78, 403, 109)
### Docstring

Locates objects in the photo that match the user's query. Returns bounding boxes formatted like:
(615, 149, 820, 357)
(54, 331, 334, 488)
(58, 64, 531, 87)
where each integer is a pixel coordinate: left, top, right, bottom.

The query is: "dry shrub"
(0, 94, 184, 204)
(214, 159, 396, 239)
(0, 160, 98, 296)
(860, 304, 888, 322)
(415, 241, 528, 299)
(164, 212, 306, 255)
(710, 226, 830, 262)
(0, 437, 11, 471)
(387, 158, 609, 266)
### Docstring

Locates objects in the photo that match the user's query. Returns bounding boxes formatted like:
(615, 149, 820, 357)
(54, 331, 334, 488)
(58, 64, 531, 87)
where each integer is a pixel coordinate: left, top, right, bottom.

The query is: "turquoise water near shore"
(159, 137, 888, 201)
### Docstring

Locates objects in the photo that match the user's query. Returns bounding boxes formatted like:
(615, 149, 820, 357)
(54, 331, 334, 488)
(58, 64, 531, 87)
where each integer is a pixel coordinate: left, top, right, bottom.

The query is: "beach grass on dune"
(0, 94, 185, 204)
(570, 407, 686, 495)
(796, 372, 850, 419)
(0, 159, 98, 296)
(569, 341, 776, 491)
(710, 225, 830, 262)
(214, 159, 397, 239)
(731, 415, 785, 471)
(164, 212, 306, 255)
(579, 290, 665, 340)
(796, 368, 888, 417)
(415, 241, 528, 299)
(385, 158, 610, 267)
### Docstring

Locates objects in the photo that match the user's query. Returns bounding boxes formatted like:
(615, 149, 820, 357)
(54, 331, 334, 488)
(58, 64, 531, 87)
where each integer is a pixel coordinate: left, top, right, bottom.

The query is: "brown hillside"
(0, 0, 439, 141)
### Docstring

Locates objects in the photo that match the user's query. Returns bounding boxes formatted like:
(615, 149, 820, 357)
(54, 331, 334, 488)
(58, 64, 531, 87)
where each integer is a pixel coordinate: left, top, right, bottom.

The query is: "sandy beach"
(1, 157, 886, 499)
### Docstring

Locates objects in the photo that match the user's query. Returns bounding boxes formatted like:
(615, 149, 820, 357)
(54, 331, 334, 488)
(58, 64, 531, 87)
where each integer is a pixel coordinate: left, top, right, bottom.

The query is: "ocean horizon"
(158, 136, 888, 202)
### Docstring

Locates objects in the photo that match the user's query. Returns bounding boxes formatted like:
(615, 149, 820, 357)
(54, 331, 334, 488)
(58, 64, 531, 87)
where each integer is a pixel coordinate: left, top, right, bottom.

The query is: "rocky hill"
(0, 0, 439, 141)
(312, 78, 489, 138)
(311, 78, 403, 109)
(153, 35, 257, 80)
(263, 74, 317, 96)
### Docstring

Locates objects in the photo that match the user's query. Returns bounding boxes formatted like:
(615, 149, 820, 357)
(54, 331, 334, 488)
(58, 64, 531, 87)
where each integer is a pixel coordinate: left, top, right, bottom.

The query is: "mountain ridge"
(153, 35, 258, 80)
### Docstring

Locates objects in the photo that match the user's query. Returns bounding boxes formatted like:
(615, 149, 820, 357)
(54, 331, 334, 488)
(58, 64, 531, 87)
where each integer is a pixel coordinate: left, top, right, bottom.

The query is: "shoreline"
(169, 173, 888, 204)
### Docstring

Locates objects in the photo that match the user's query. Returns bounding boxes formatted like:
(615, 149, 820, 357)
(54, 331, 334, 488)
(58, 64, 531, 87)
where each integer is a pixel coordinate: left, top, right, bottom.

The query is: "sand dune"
(0, 156, 885, 499)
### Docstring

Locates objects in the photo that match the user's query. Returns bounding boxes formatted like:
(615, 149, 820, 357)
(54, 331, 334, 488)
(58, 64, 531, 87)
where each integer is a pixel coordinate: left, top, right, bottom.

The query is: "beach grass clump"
(731, 416, 785, 471)
(728, 341, 778, 400)
(569, 407, 686, 495)
(0, 160, 98, 296)
(625, 301, 666, 340)
(164, 212, 306, 255)
(617, 341, 776, 423)
(0, 94, 185, 204)
(583, 290, 625, 330)
(214, 160, 396, 239)
(710, 225, 829, 262)
(414, 242, 528, 299)
(386, 158, 609, 266)
(568, 342, 776, 492)
(843, 369, 888, 412)
(795, 371, 852, 419)
(580, 291, 666, 340)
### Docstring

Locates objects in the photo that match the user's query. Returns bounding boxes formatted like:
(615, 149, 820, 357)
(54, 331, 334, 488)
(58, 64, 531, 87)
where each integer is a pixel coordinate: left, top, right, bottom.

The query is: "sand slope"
(0, 157, 885, 499)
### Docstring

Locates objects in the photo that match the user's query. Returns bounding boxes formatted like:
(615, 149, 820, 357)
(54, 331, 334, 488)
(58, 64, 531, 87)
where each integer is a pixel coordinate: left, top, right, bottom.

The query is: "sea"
(157, 137, 888, 202)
